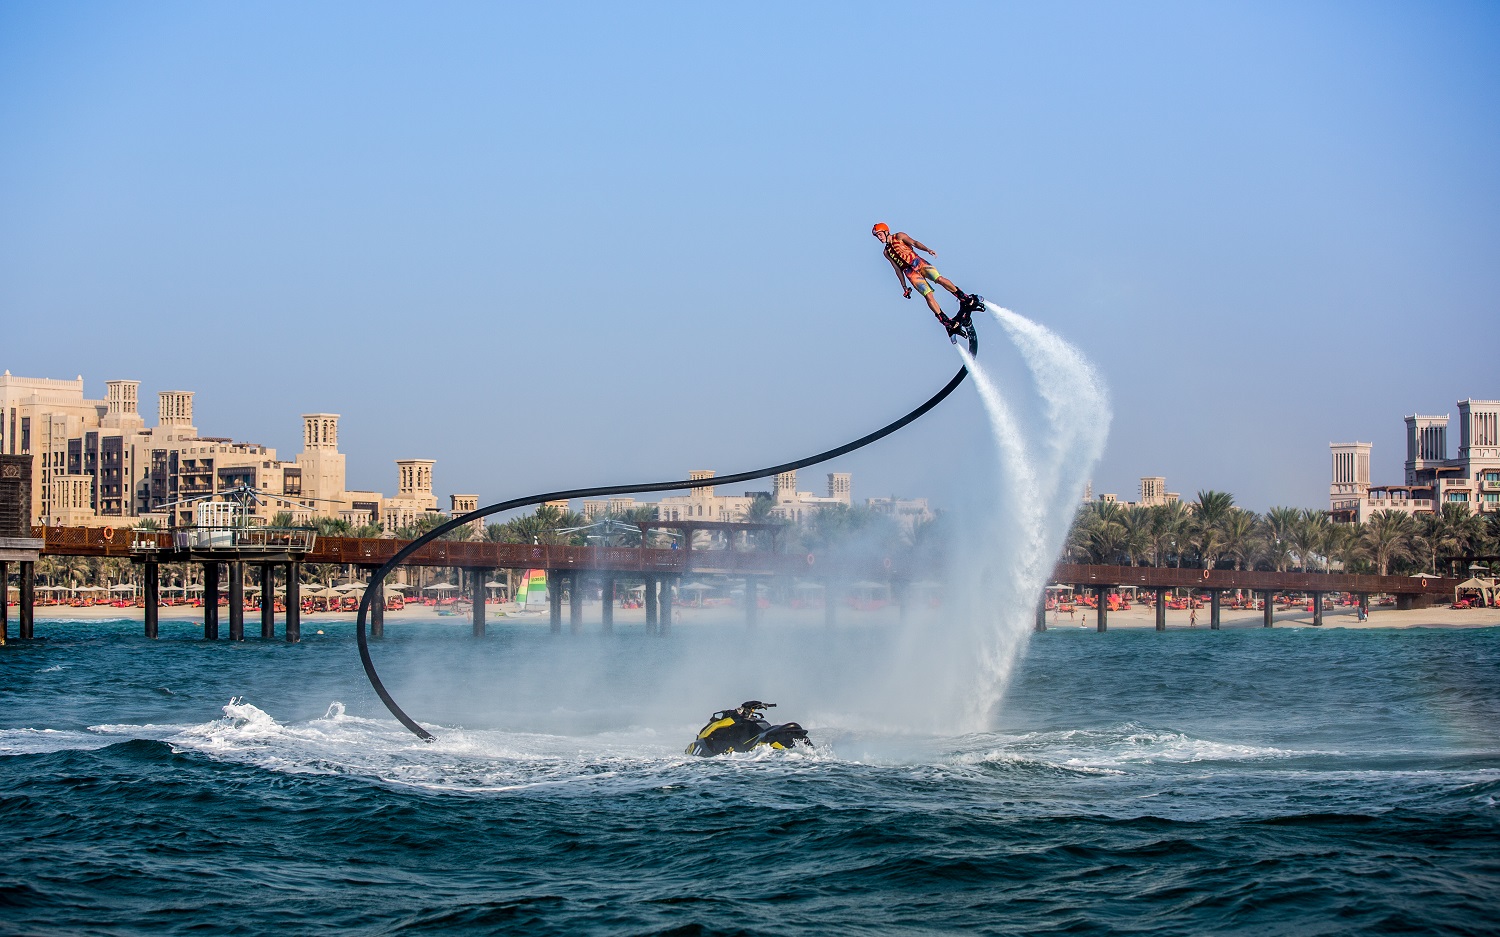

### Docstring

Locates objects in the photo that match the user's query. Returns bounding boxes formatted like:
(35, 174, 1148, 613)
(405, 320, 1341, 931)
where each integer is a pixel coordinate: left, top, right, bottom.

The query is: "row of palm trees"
(1067, 491, 1499, 576)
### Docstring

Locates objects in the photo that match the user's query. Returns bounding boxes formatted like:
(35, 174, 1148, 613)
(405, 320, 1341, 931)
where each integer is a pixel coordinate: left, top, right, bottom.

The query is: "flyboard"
(945, 292, 984, 351)
(357, 298, 984, 740)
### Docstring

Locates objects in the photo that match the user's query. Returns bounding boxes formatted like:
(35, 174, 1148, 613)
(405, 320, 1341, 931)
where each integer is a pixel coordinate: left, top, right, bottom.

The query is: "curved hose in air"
(357, 329, 979, 740)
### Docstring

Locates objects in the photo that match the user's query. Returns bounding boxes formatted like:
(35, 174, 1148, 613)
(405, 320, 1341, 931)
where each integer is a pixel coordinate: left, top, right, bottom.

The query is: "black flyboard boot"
(947, 293, 983, 345)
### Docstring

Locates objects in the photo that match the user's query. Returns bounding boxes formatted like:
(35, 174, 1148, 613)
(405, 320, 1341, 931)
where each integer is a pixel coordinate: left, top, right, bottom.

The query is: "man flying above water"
(872, 222, 976, 336)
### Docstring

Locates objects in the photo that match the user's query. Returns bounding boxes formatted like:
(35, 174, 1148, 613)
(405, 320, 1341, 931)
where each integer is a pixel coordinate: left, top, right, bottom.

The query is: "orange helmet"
(871, 222, 889, 237)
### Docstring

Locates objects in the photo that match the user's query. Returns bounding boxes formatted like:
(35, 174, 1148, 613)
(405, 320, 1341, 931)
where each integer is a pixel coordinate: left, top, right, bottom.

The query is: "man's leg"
(907, 271, 949, 321)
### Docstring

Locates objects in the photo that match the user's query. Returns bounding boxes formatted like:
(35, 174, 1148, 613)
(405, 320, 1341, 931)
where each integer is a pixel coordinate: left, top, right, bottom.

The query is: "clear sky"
(2, 2, 1497, 512)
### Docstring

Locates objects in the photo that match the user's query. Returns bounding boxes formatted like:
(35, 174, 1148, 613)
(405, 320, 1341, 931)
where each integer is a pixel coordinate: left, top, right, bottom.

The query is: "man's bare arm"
(903, 233, 937, 257)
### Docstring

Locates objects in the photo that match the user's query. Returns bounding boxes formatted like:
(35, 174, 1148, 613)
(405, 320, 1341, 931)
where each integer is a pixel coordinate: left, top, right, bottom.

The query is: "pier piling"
(203, 562, 220, 640)
(369, 574, 384, 639)
(644, 574, 658, 632)
(260, 564, 274, 639)
(469, 569, 485, 638)
(1095, 586, 1108, 632)
(1209, 589, 1221, 630)
(659, 577, 673, 635)
(1155, 588, 1167, 631)
(19, 561, 33, 640)
(227, 561, 244, 641)
(1034, 596, 1047, 632)
(549, 571, 563, 631)
(144, 561, 158, 639)
(567, 572, 580, 633)
(0, 560, 7, 645)
(285, 562, 301, 643)
(1312, 591, 1324, 627)
(601, 576, 614, 632)
(1262, 591, 1274, 628)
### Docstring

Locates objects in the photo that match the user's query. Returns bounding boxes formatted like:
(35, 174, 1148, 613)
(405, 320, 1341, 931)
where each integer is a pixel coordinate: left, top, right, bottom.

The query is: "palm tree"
(1194, 490, 1235, 529)
(1362, 510, 1417, 576)
(1156, 501, 1191, 567)
(313, 517, 353, 538)
(1120, 507, 1153, 566)
(1219, 508, 1259, 571)
(1289, 509, 1330, 572)
(1260, 507, 1300, 572)
(1325, 522, 1366, 573)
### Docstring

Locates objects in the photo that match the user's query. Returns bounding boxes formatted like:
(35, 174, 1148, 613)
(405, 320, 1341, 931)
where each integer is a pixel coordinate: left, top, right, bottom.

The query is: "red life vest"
(884, 237, 920, 270)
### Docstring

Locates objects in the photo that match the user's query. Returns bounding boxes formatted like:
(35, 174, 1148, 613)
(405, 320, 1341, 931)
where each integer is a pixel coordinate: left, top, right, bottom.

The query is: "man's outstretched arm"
(902, 233, 937, 257)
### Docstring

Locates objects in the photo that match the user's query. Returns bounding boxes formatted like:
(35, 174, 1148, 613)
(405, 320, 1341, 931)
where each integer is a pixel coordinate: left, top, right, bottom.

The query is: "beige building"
(866, 496, 934, 533)
(769, 470, 851, 523)
(380, 459, 441, 533)
(656, 470, 757, 523)
(1331, 398, 1500, 522)
(2, 371, 438, 530)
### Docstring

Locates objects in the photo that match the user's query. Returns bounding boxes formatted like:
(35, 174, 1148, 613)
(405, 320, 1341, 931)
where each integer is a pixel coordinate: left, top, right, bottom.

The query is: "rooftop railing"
(164, 526, 318, 553)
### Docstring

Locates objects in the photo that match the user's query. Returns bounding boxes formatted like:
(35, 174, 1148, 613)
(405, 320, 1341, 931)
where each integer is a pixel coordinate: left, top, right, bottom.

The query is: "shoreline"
(15, 602, 1500, 630)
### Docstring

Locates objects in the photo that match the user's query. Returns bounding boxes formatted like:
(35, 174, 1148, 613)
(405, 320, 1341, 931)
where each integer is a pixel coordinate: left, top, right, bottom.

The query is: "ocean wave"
(0, 727, 119, 757)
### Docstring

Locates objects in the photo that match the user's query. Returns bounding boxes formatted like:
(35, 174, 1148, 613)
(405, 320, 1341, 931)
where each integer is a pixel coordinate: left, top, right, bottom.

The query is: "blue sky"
(2, 2, 1496, 511)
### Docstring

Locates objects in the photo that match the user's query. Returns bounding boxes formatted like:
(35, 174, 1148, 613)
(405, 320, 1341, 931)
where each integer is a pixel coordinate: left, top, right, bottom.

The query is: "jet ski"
(686, 701, 811, 756)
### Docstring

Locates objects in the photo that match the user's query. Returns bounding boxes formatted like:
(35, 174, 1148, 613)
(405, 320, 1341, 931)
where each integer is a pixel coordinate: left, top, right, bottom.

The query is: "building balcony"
(1483, 480, 1500, 492)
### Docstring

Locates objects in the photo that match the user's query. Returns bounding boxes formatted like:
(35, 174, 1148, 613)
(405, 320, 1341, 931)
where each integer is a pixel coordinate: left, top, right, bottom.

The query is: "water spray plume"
(944, 303, 1110, 730)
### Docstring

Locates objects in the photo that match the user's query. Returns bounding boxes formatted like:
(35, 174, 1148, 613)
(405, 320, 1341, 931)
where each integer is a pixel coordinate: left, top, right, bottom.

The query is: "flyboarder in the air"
(872, 223, 982, 344)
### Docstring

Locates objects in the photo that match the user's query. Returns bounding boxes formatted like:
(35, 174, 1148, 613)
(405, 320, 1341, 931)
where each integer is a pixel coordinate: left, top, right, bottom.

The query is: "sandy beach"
(22, 600, 1500, 630)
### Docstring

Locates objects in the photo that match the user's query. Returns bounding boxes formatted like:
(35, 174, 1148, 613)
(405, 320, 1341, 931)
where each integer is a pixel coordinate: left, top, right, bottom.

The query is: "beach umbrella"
(680, 582, 714, 591)
(109, 584, 136, 593)
(485, 580, 506, 588)
(424, 582, 457, 592)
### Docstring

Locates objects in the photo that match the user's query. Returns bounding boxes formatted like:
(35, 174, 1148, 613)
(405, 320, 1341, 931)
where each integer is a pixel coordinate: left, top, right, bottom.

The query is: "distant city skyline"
(3, 4, 1497, 512)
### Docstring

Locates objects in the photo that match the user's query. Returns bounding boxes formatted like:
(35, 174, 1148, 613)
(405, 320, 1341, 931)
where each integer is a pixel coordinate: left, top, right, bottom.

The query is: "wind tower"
(296, 413, 347, 514)
(157, 391, 195, 439)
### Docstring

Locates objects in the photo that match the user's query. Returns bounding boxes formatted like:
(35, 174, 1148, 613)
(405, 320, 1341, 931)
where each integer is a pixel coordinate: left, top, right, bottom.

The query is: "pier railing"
(30, 525, 1462, 595)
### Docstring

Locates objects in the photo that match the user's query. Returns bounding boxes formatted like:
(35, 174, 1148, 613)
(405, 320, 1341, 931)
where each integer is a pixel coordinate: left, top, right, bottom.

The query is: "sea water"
(2, 617, 1496, 935)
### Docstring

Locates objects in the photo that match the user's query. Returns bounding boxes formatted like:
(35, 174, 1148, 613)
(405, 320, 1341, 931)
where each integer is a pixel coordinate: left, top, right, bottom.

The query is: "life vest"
(885, 237, 920, 270)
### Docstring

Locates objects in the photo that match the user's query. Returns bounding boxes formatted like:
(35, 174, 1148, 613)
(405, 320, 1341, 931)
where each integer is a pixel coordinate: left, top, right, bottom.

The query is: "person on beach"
(872, 223, 970, 327)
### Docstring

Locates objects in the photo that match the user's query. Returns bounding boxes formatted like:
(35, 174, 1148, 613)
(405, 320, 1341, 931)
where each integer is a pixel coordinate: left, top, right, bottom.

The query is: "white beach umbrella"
(109, 584, 136, 593)
(424, 582, 457, 592)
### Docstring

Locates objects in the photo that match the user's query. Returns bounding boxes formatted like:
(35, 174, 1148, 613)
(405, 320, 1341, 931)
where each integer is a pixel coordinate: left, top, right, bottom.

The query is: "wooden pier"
(0, 523, 1464, 643)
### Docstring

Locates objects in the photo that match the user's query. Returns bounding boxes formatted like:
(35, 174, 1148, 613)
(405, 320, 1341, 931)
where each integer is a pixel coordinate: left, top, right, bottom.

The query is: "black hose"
(357, 328, 978, 741)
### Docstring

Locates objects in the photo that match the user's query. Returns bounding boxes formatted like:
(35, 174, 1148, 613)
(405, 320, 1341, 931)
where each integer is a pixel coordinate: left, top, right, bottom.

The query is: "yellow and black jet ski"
(686, 701, 810, 757)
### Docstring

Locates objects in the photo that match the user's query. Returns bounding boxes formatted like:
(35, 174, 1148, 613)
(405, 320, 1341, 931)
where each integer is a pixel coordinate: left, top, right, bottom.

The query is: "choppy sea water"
(2, 617, 1497, 935)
